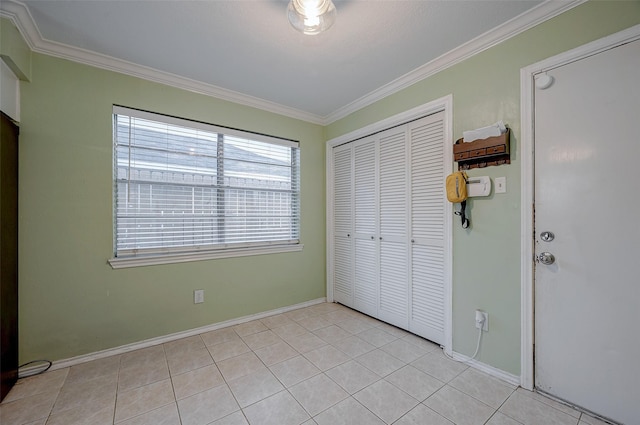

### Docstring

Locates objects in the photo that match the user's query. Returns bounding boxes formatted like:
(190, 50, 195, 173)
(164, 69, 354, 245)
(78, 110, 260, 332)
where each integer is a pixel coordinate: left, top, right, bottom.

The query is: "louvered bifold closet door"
(332, 144, 354, 306)
(409, 112, 446, 344)
(353, 138, 378, 317)
(378, 128, 410, 329)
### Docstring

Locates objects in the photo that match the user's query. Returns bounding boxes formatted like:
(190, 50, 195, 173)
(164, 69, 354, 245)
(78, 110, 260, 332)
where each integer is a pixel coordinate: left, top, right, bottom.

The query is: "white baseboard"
(450, 351, 520, 387)
(20, 297, 326, 378)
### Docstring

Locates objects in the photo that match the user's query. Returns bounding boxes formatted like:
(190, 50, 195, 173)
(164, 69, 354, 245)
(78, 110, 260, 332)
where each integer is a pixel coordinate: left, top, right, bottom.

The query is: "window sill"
(108, 244, 304, 269)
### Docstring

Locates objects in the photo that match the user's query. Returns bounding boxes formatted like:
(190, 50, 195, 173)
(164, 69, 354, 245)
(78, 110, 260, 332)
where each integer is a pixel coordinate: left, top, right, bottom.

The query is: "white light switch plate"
(495, 177, 507, 194)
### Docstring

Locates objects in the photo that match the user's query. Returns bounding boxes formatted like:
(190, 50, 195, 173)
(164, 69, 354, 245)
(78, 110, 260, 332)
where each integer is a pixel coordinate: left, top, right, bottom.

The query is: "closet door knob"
(371, 236, 374, 240)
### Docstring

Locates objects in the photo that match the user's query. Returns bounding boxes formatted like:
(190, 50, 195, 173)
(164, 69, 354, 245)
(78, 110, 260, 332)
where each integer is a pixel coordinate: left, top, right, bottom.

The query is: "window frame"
(108, 106, 302, 269)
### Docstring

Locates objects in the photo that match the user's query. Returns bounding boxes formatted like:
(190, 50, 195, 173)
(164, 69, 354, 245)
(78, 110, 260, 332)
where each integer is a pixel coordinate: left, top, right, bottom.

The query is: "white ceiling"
(4, 0, 551, 123)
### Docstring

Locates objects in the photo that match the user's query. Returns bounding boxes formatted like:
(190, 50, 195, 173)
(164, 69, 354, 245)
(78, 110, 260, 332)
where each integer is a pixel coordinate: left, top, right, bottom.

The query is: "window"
(110, 106, 300, 267)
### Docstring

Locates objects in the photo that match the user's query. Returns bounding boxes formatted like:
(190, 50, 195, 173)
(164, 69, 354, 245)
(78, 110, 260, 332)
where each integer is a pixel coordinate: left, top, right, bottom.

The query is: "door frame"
(519, 24, 640, 390)
(326, 94, 453, 354)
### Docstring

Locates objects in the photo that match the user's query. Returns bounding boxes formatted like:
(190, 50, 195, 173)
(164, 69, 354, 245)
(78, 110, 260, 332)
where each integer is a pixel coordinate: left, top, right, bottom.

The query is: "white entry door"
(534, 39, 640, 424)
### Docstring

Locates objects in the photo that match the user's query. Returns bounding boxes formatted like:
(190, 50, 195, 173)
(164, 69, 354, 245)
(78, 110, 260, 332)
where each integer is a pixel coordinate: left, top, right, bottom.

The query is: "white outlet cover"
(475, 311, 489, 331)
(194, 290, 204, 304)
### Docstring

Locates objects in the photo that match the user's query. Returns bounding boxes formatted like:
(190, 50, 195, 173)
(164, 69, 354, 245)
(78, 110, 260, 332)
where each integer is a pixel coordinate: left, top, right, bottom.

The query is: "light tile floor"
(0, 302, 612, 425)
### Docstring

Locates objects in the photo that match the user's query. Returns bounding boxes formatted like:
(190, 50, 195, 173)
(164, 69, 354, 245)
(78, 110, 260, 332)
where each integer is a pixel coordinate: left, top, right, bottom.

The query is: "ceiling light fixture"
(287, 0, 336, 35)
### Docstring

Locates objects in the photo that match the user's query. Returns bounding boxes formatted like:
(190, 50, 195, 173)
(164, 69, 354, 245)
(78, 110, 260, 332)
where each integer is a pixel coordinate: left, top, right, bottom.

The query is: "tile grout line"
(481, 386, 522, 425)
(111, 355, 123, 425)
(42, 372, 67, 425)
(163, 341, 184, 425)
(445, 368, 518, 413)
(521, 388, 583, 421)
(206, 327, 247, 424)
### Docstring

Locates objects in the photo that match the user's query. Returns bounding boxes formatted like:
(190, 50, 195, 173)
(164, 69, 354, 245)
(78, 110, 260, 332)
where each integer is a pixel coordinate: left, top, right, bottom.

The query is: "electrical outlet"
(475, 310, 488, 331)
(194, 289, 204, 304)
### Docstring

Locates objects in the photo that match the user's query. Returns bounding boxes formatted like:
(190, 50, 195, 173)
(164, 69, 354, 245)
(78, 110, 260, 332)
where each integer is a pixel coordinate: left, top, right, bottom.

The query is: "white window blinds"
(113, 106, 300, 259)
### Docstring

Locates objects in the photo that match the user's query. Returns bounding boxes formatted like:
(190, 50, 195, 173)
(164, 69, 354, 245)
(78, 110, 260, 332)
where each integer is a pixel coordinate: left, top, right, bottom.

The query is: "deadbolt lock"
(540, 231, 555, 242)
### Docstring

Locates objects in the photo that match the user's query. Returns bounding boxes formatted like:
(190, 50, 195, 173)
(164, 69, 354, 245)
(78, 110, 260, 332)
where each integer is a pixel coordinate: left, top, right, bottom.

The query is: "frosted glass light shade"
(287, 0, 336, 35)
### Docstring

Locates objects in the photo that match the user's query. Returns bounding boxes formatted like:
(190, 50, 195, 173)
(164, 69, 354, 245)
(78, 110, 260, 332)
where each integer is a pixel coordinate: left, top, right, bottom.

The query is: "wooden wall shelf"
(454, 128, 510, 170)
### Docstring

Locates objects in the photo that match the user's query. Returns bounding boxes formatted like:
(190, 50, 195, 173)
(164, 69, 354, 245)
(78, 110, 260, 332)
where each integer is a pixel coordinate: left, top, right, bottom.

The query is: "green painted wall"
(0, 18, 31, 80)
(18, 53, 326, 362)
(326, 1, 640, 375)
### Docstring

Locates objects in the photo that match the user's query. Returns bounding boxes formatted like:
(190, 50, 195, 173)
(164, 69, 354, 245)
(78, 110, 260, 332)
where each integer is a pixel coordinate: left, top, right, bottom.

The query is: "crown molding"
(324, 0, 587, 125)
(0, 0, 39, 50)
(2, 0, 585, 126)
(0, 0, 326, 125)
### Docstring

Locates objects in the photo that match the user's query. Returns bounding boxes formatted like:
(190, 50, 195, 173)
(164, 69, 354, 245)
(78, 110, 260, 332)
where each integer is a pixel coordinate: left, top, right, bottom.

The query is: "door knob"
(537, 252, 555, 265)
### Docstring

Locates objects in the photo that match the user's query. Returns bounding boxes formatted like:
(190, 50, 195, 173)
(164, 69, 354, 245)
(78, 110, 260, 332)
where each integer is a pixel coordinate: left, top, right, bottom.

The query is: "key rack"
(454, 128, 510, 170)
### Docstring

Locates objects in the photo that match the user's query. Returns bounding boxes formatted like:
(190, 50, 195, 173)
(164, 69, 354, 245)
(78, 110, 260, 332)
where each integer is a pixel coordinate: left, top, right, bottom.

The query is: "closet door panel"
(354, 239, 378, 316)
(378, 129, 409, 326)
(379, 241, 409, 328)
(333, 237, 352, 306)
(354, 140, 376, 236)
(379, 130, 407, 240)
(353, 139, 378, 316)
(333, 145, 353, 236)
(411, 245, 445, 342)
(332, 145, 353, 306)
(409, 113, 446, 344)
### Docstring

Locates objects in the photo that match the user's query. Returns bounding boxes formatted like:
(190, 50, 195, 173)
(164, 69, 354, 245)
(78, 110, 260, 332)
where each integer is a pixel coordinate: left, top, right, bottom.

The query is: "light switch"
(495, 177, 506, 194)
